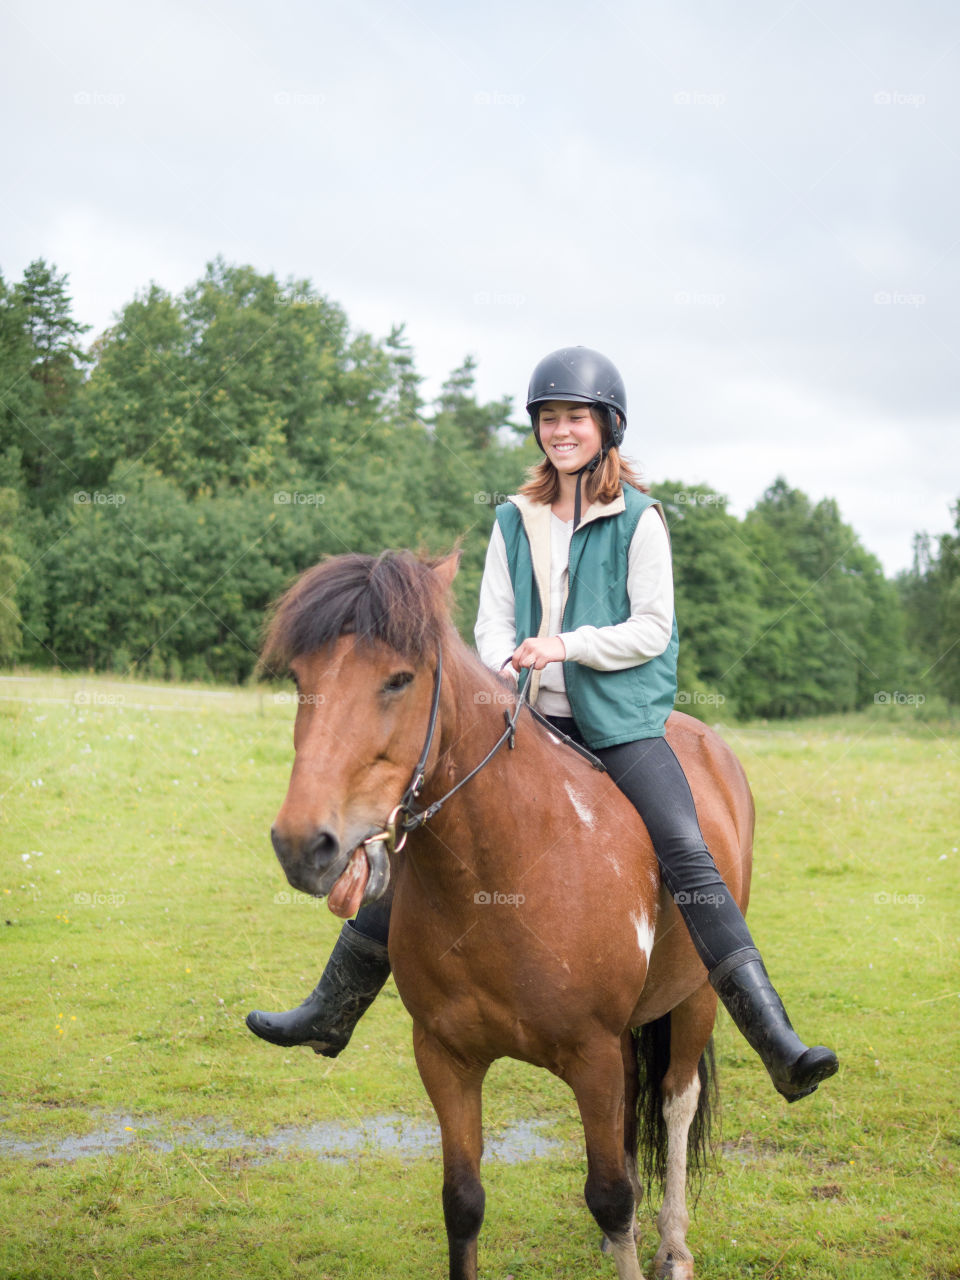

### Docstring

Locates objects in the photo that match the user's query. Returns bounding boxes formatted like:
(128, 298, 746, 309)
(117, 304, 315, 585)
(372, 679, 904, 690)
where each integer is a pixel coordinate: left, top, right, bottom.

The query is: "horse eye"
(383, 671, 415, 693)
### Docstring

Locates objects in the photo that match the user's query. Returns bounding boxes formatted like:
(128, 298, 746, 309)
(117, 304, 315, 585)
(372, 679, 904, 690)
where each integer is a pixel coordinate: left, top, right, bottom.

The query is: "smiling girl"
(473, 346, 838, 1102)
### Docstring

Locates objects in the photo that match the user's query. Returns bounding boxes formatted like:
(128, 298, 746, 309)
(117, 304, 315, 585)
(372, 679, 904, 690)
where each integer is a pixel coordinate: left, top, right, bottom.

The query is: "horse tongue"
(327, 845, 370, 919)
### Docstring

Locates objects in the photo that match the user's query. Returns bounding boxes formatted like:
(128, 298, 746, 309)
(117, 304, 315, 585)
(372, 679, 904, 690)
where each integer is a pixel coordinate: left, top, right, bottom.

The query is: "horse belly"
(390, 873, 653, 1066)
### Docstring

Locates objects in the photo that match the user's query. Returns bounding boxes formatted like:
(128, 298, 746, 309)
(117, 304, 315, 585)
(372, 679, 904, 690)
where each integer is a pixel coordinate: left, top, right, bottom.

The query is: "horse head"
(259, 550, 460, 917)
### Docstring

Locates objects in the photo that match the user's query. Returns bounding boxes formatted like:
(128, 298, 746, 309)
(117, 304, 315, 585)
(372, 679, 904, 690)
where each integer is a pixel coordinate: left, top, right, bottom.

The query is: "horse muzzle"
(270, 825, 391, 916)
(271, 824, 346, 897)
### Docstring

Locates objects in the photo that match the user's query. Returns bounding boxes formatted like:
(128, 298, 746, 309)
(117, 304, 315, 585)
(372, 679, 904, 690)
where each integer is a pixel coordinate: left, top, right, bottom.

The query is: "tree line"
(1, 257, 956, 719)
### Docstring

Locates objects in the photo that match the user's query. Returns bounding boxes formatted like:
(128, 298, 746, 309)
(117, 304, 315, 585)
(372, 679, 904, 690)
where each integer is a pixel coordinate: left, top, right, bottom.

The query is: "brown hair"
(518, 406, 649, 506)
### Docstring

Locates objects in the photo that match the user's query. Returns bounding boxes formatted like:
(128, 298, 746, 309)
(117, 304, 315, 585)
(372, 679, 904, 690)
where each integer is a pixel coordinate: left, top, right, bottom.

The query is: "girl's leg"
(578, 729, 838, 1102)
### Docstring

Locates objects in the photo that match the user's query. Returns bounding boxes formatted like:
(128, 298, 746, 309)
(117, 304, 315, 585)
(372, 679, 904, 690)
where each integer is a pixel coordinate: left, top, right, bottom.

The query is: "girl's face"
(537, 401, 603, 474)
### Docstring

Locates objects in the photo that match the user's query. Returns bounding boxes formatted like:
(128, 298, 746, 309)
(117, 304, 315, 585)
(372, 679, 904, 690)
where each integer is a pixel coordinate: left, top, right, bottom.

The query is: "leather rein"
(362, 641, 605, 856)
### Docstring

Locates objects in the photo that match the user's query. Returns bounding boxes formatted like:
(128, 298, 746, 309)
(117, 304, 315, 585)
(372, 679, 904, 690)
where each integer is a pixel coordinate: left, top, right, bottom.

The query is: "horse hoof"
(653, 1254, 694, 1280)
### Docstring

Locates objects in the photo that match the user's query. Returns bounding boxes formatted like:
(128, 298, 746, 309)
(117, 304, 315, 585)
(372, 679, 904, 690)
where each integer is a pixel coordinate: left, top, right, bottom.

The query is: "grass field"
(1, 670, 958, 1279)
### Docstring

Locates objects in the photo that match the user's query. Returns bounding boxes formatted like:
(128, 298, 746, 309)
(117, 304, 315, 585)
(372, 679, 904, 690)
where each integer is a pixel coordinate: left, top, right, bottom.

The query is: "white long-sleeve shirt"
(474, 503, 675, 718)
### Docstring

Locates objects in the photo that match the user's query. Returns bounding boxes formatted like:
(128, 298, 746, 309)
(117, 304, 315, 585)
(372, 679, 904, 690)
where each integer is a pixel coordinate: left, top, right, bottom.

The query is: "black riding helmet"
(526, 346, 627, 460)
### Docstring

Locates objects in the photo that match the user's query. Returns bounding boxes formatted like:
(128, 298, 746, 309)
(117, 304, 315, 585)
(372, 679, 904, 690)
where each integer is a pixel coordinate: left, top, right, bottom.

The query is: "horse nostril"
(304, 828, 340, 871)
(270, 824, 340, 876)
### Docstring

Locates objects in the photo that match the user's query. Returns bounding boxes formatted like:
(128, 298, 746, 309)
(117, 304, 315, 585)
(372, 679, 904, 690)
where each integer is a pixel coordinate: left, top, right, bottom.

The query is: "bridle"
(362, 641, 604, 856)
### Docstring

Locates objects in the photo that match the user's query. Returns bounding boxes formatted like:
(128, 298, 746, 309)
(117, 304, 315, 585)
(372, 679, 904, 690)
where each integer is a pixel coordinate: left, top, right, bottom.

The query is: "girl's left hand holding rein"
(511, 635, 566, 671)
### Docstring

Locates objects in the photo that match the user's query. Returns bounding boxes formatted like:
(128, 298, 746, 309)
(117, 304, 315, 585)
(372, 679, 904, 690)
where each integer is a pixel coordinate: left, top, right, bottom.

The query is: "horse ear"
(431, 550, 462, 593)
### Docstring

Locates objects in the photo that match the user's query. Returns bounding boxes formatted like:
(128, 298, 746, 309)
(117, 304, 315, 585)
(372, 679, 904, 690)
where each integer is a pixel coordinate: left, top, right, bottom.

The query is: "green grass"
(1, 672, 958, 1278)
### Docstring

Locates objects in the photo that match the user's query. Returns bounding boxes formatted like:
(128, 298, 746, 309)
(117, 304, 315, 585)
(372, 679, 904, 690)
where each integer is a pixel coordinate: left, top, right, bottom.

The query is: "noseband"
(362, 642, 604, 855)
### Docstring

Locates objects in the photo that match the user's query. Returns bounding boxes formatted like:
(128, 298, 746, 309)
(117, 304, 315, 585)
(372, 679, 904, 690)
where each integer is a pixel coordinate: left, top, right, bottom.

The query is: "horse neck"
(411, 632, 565, 872)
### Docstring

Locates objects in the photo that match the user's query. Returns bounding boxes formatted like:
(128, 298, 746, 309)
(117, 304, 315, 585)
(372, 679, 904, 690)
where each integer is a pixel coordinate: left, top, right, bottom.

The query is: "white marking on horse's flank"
(632, 912, 655, 960)
(563, 780, 595, 827)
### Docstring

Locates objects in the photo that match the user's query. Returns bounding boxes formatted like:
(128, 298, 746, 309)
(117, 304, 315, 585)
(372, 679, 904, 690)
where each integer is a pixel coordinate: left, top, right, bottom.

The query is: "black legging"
(548, 716, 755, 972)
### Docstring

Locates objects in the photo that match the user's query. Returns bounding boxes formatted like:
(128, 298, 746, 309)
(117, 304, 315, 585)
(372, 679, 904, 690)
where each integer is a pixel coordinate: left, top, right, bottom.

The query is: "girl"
(247, 346, 838, 1103)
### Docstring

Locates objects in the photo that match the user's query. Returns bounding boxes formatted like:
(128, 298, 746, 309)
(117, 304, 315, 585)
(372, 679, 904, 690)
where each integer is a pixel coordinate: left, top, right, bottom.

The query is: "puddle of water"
(0, 1112, 562, 1165)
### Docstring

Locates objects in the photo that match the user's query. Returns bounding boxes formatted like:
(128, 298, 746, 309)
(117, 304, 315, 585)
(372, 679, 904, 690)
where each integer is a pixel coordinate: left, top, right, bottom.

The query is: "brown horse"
(260, 549, 755, 1280)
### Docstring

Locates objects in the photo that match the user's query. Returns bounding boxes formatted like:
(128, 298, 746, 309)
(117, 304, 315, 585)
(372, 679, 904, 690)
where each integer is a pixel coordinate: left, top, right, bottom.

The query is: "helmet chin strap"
(572, 452, 603, 530)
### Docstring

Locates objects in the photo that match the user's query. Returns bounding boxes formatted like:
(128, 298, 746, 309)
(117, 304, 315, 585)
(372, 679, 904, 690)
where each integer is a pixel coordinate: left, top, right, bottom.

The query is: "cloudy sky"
(3, 0, 957, 573)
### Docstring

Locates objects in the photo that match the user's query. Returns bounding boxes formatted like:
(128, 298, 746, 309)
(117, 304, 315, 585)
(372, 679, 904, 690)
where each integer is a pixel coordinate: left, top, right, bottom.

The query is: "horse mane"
(258, 550, 453, 676)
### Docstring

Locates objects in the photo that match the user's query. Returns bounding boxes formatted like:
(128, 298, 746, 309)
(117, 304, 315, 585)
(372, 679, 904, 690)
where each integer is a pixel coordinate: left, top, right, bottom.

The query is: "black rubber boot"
(710, 949, 839, 1102)
(246, 923, 391, 1057)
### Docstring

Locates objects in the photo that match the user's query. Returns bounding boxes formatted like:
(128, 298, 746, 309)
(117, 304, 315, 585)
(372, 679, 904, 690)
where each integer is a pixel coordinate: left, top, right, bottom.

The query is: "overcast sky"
(3, 0, 957, 574)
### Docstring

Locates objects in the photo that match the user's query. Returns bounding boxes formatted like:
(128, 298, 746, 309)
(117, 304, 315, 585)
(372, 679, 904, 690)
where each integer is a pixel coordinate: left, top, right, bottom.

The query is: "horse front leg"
(413, 1023, 488, 1280)
(653, 983, 717, 1280)
(565, 1037, 644, 1280)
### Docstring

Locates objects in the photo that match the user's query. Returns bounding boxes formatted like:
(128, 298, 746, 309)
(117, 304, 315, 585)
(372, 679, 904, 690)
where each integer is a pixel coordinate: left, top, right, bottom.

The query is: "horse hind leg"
(653, 1075, 700, 1279)
(652, 984, 718, 1280)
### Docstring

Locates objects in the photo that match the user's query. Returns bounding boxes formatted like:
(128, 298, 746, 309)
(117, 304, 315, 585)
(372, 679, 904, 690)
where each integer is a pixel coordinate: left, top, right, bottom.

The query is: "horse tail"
(631, 1014, 719, 1205)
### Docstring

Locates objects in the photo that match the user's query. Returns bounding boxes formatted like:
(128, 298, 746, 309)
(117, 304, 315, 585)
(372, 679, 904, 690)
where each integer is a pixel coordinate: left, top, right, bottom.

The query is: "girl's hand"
(511, 636, 566, 671)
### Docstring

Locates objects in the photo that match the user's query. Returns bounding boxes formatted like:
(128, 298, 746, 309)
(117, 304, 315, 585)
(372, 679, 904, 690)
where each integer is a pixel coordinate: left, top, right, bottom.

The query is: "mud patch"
(0, 1112, 562, 1165)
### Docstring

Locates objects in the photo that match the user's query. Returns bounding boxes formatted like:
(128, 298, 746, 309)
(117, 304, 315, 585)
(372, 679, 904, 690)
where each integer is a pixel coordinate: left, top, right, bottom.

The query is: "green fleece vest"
(495, 488, 679, 748)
